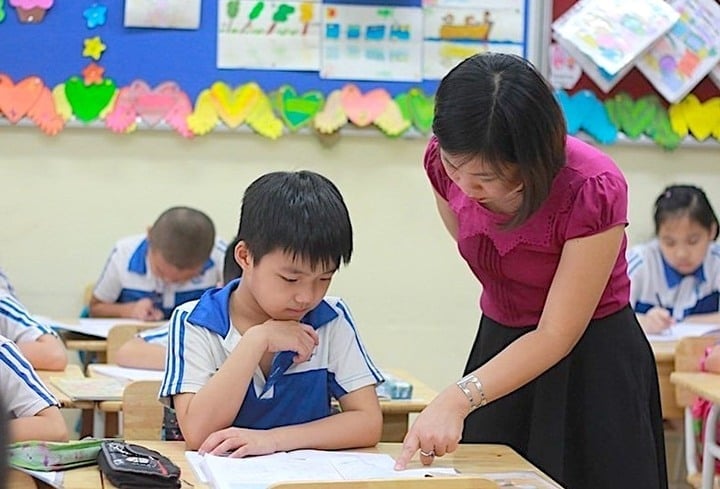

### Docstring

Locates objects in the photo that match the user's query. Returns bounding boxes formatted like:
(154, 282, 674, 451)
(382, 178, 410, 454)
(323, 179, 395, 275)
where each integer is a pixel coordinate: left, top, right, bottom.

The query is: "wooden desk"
(8, 466, 101, 489)
(36, 364, 91, 409)
(651, 340, 683, 420)
(88, 366, 437, 442)
(670, 371, 720, 489)
(100, 441, 562, 489)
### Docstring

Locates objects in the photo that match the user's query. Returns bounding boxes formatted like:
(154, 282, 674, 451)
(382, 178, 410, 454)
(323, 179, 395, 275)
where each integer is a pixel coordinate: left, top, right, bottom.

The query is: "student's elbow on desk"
(18, 336, 68, 371)
(115, 339, 166, 370)
(10, 407, 69, 443)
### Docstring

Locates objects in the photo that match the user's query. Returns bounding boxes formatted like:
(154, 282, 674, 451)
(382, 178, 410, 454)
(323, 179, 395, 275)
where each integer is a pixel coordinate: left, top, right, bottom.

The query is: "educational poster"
(422, 0, 526, 80)
(320, 4, 423, 82)
(548, 42, 582, 90)
(552, 0, 679, 75)
(554, 36, 633, 93)
(217, 0, 322, 71)
(124, 0, 202, 29)
(635, 0, 720, 103)
(712, 64, 720, 89)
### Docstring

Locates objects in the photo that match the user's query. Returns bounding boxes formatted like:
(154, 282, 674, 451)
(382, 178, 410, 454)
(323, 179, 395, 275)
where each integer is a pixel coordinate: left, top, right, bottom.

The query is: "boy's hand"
(643, 307, 674, 334)
(128, 298, 164, 321)
(261, 320, 319, 363)
(198, 427, 279, 458)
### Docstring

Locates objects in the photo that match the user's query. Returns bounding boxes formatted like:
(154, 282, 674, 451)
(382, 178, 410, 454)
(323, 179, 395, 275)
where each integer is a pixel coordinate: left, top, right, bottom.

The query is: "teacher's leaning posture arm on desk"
(393, 53, 667, 489)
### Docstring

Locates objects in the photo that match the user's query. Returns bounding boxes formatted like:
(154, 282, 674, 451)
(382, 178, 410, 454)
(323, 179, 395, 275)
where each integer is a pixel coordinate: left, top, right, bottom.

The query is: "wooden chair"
(106, 323, 158, 365)
(675, 336, 720, 488)
(269, 478, 497, 488)
(122, 380, 164, 440)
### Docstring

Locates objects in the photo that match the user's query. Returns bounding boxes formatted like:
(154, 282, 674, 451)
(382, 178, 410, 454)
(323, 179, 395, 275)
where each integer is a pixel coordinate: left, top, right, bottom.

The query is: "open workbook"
(50, 376, 126, 401)
(185, 450, 563, 489)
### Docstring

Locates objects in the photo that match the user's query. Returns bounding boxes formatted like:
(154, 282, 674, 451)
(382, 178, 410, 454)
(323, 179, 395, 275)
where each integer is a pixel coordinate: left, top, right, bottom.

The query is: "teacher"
(394, 53, 667, 489)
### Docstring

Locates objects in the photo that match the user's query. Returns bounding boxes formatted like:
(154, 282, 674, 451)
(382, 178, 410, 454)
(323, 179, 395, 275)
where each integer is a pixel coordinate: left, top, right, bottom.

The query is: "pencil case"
(97, 441, 181, 489)
(8, 438, 105, 471)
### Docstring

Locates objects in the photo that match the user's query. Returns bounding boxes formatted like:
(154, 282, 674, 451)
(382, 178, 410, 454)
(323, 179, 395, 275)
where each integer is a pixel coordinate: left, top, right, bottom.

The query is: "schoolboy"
(160, 171, 383, 455)
(114, 237, 243, 370)
(0, 335, 68, 442)
(0, 293, 67, 371)
(89, 206, 226, 321)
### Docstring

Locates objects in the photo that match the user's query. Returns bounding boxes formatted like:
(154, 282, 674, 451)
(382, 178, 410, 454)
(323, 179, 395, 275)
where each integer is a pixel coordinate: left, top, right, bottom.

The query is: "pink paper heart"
(340, 85, 391, 127)
(127, 81, 183, 127)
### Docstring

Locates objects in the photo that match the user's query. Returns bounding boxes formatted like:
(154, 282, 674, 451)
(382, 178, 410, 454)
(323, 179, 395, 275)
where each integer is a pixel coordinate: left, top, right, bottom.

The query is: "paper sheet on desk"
(11, 467, 64, 489)
(40, 317, 143, 339)
(186, 450, 457, 489)
(645, 322, 720, 342)
(91, 364, 164, 382)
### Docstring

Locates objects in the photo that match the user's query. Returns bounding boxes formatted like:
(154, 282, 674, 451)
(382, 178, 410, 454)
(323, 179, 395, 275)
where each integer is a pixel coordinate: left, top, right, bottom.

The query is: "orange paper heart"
(340, 85, 391, 127)
(0, 75, 44, 123)
(210, 82, 262, 128)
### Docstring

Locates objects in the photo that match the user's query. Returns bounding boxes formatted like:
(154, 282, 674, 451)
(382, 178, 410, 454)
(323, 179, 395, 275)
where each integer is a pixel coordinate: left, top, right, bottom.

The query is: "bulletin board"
(552, 0, 719, 102)
(0, 1, 547, 101)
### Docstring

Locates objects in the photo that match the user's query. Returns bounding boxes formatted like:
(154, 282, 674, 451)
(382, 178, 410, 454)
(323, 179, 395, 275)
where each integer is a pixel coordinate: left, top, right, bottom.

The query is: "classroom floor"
(667, 425, 693, 489)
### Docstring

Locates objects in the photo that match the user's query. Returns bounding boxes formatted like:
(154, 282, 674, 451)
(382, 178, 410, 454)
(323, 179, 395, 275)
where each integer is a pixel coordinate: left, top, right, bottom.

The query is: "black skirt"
(462, 305, 668, 489)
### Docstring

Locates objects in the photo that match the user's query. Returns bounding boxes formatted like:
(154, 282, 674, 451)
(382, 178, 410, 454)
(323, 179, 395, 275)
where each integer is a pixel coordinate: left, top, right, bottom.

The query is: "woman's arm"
(396, 224, 625, 468)
(432, 191, 458, 241)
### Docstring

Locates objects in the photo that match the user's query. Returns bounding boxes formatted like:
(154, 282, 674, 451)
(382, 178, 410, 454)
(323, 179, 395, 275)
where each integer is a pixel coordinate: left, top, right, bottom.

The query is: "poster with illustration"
(635, 0, 720, 103)
(124, 0, 202, 29)
(552, 0, 679, 75)
(422, 0, 526, 80)
(548, 42, 582, 90)
(554, 35, 633, 93)
(218, 0, 321, 71)
(320, 3, 423, 82)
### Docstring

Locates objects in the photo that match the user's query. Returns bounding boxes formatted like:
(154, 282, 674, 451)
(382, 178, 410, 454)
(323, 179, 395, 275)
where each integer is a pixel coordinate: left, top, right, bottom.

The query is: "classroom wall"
(0, 126, 718, 391)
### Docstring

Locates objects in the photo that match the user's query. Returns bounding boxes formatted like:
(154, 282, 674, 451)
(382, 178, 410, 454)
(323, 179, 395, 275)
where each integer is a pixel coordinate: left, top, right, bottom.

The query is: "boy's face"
(240, 246, 337, 321)
(148, 249, 203, 284)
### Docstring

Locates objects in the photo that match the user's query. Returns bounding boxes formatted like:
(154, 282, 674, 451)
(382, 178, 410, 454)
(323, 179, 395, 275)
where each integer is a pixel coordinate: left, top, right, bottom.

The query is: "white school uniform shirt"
(628, 239, 720, 320)
(159, 279, 383, 429)
(93, 234, 226, 320)
(0, 268, 15, 297)
(0, 335, 59, 419)
(0, 292, 56, 344)
(137, 323, 169, 347)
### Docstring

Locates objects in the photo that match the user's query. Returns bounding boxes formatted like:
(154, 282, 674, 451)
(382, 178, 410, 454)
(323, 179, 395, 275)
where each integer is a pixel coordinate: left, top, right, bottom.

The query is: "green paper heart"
(276, 86, 324, 131)
(604, 93, 657, 140)
(407, 88, 434, 134)
(64, 77, 117, 123)
(394, 93, 412, 122)
(647, 108, 682, 150)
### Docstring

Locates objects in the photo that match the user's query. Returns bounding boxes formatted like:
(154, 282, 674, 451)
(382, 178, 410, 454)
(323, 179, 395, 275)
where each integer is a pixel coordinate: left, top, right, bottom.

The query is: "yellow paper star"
(83, 36, 107, 61)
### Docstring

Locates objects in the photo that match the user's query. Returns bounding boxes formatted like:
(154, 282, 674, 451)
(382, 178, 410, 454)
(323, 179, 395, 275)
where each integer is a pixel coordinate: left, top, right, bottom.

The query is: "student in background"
(0, 267, 15, 297)
(114, 237, 243, 370)
(0, 335, 68, 442)
(89, 206, 226, 321)
(394, 53, 666, 489)
(628, 185, 720, 334)
(0, 293, 67, 371)
(160, 171, 383, 456)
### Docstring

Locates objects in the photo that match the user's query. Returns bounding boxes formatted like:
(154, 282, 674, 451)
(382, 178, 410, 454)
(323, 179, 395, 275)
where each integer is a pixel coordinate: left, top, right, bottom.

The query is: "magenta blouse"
(424, 135, 631, 327)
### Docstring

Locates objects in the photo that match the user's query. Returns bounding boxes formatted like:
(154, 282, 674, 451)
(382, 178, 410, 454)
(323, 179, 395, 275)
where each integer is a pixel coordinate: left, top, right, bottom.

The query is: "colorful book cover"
(552, 0, 680, 76)
(636, 0, 720, 103)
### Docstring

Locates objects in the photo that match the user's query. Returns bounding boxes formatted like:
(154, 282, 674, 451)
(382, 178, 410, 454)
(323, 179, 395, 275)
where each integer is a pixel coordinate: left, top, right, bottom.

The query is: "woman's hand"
(394, 385, 468, 470)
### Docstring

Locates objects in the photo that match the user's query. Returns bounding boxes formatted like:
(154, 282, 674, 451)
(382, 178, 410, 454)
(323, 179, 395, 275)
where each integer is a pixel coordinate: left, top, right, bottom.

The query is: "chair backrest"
(674, 336, 719, 407)
(122, 380, 164, 440)
(106, 324, 158, 365)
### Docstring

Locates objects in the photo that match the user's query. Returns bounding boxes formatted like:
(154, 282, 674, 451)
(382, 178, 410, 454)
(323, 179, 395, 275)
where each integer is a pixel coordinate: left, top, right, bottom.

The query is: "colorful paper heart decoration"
(0, 74, 43, 123)
(340, 85, 391, 127)
(646, 106, 683, 150)
(669, 95, 720, 142)
(605, 93, 659, 140)
(63, 76, 117, 123)
(556, 90, 617, 144)
(247, 93, 284, 139)
(27, 86, 64, 135)
(210, 82, 262, 128)
(313, 89, 347, 134)
(105, 80, 193, 137)
(273, 85, 324, 131)
(406, 88, 434, 134)
(374, 99, 411, 137)
(188, 89, 219, 135)
(51, 84, 73, 122)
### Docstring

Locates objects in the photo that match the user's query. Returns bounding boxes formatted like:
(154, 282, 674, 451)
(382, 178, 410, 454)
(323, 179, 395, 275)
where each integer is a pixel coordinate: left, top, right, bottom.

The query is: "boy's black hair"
(149, 206, 216, 269)
(237, 171, 353, 270)
(654, 184, 719, 239)
(223, 236, 243, 283)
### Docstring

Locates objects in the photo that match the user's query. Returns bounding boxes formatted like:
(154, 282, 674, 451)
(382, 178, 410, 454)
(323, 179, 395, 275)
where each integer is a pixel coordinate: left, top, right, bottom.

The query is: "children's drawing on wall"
(636, 0, 720, 103)
(548, 42, 582, 90)
(321, 4, 423, 82)
(124, 0, 202, 29)
(422, 0, 526, 80)
(553, 36, 633, 93)
(218, 0, 321, 71)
